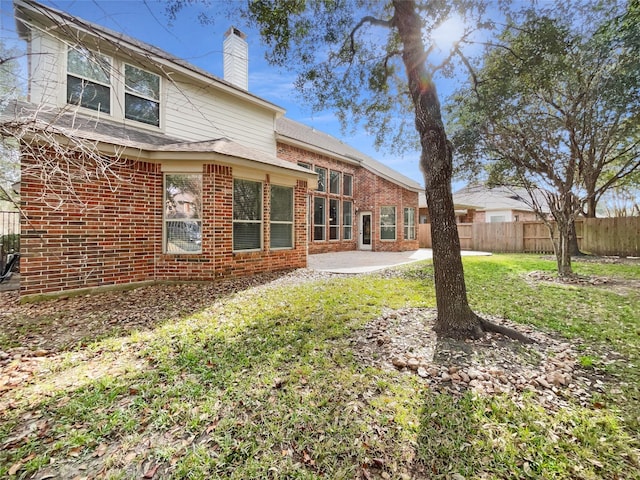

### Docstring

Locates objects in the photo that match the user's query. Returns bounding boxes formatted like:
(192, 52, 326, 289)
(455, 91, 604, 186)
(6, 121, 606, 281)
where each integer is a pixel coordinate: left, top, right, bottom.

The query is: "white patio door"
(359, 211, 372, 250)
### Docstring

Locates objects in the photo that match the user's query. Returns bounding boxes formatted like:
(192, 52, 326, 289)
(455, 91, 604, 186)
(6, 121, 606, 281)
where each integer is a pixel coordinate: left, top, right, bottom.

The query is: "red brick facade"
(20, 141, 418, 298)
(20, 150, 308, 298)
(277, 142, 419, 254)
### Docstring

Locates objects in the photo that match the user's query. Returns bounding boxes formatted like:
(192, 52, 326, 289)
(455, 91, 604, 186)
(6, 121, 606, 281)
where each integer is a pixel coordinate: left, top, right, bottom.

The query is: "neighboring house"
(450, 184, 550, 223)
(419, 184, 550, 225)
(7, 0, 420, 298)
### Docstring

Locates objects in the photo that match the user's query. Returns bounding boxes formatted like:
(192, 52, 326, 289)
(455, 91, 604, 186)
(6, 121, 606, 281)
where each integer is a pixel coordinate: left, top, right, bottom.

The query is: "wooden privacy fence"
(418, 216, 640, 257)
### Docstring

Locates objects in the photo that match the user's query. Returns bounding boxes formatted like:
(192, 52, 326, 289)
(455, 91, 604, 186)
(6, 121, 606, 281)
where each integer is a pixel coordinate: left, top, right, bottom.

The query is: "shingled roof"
(13, 0, 284, 115)
(3, 101, 315, 179)
(276, 117, 423, 192)
(12, 0, 423, 190)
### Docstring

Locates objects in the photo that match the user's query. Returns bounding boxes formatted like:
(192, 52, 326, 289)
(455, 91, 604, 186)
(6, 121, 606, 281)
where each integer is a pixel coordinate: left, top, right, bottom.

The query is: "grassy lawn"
(1, 254, 638, 479)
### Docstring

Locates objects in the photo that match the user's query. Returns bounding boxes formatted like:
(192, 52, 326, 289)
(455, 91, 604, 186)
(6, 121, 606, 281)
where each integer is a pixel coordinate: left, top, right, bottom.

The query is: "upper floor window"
(298, 162, 312, 170)
(329, 170, 341, 194)
(164, 174, 202, 254)
(315, 166, 327, 192)
(343, 174, 353, 196)
(125, 64, 160, 126)
(233, 179, 263, 251)
(67, 47, 111, 113)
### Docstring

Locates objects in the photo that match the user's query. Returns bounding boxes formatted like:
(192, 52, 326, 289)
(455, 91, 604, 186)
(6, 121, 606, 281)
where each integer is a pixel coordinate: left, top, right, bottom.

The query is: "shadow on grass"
(0, 269, 304, 353)
(1, 274, 427, 479)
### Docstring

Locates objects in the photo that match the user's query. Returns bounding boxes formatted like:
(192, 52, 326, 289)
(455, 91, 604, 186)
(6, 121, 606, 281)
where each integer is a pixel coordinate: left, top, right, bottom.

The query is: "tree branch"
(348, 16, 392, 56)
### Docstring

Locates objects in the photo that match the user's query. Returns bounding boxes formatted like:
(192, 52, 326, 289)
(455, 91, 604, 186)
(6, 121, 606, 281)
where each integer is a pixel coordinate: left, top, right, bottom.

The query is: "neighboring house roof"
(276, 118, 423, 192)
(3, 101, 316, 180)
(452, 184, 551, 213)
(418, 193, 480, 211)
(13, 0, 285, 116)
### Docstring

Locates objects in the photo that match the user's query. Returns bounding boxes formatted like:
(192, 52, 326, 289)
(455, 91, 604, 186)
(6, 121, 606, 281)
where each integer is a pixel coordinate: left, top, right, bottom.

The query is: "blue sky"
(0, 0, 485, 188)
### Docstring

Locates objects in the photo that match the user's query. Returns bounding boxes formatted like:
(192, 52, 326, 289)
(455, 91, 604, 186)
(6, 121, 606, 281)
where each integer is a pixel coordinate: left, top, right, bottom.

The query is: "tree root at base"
(434, 314, 535, 344)
(478, 316, 535, 344)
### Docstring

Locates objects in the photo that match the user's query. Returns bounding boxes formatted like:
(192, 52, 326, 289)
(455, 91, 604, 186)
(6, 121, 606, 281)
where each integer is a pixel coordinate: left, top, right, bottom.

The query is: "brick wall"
(277, 142, 419, 253)
(20, 148, 308, 298)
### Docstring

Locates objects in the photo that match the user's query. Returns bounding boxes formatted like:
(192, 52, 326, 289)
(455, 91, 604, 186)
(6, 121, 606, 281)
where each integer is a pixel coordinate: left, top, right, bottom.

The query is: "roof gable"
(13, 0, 285, 116)
(276, 118, 422, 192)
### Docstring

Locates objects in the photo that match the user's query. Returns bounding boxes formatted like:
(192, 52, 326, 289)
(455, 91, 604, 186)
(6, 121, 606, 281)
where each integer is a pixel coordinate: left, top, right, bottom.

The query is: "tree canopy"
(447, 1, 640, 274)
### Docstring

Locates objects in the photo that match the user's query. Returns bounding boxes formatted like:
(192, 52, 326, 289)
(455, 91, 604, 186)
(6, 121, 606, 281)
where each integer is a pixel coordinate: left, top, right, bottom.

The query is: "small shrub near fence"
(419, 216, 640, 257)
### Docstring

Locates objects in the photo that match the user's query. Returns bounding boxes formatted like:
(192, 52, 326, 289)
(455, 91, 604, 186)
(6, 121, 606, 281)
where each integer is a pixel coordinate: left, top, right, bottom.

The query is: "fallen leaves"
(142, 462, 160, 478)
(8, 453, 36, 475)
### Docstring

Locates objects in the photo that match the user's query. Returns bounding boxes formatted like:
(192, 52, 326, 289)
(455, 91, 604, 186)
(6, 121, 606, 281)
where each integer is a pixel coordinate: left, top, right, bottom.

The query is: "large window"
(164, 174, 202, 253)
(380, 206, 396, 240)
(67, 47, 111, 113)
(125, 64, 160, 126)
(315, 167, 326, 192)
(329, 170, 341, 195)
(270, 185, 294, 249)
(329, 199, 339, 240)
(343, 201, 353, 240)
(313, 197, 325, 241)
(404, 207, 416, 240)
(343, 174, 353, 197)
(233, 179, 262, 251)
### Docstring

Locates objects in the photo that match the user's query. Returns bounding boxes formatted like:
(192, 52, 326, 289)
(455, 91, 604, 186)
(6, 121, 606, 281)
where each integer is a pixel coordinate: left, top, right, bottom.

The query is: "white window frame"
(404, 207, 416, 240)
(313, 196, 326, 241)
(329, 170, 341, 195)
(270, 184, 294, 250)
(343, 174, 353, 197)
(380, 206, 396, 241)
(66, 47, 112, 114)
(343, 200, 353, 240)
(315, 166, 327, 192)
(164, 173, 203, 254)
(124, 63, 161, 127)
(329, 198, 340, 241)
(233, 178, 263, 252)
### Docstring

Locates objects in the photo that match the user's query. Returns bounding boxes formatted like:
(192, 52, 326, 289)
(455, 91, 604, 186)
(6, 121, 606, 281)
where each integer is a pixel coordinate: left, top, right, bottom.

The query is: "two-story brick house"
(8, 0, 420, 299)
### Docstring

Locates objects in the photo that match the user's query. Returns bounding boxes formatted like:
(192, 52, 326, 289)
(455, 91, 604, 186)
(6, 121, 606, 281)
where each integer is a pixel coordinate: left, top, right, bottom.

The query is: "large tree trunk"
(391, 0, 532, 343)
(568, 218, 583, 256)
(392, 0, 501, 340)
(547, 193, 575, 278)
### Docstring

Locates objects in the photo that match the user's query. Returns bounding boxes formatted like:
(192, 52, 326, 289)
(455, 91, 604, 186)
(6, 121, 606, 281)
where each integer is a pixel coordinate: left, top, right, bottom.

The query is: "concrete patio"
(307, 248, 491, 274)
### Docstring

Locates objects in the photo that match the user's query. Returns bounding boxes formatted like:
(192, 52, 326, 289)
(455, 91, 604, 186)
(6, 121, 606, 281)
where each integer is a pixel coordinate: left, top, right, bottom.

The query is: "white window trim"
(232, 178, 263, 253)
(313, 196, 326, 242)
(270, 184, 294, 250)
(66, 46, 113, 115)
(404, 207, 416, 240)
(380, 206, 397, 241)
(64, 47, 164, 130)
(329, 170, 341, 195)
(343, 173, 353, 197)
(329, 198, 340, 241)
(343, 200, 353, 240)
(124, 63, 161, 127)
(163, 173, 203, 255)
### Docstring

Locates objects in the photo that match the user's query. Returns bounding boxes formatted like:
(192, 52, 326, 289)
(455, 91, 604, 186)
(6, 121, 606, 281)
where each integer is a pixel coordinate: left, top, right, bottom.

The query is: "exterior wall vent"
(223, 26, 248, 91)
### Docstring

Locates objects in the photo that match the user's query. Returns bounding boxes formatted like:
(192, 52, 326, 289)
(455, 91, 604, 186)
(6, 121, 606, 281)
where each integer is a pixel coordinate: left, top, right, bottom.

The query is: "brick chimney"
(223, 27, 248, 91)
